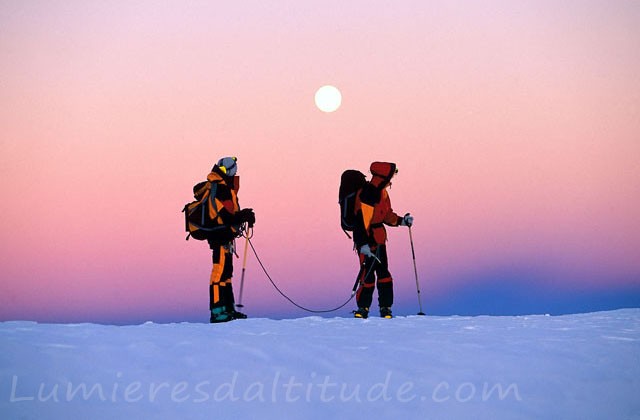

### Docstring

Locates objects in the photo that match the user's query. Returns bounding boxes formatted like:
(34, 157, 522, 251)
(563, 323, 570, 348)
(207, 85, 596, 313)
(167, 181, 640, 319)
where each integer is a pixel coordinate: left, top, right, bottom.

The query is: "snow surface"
(1, 309, 639, 420)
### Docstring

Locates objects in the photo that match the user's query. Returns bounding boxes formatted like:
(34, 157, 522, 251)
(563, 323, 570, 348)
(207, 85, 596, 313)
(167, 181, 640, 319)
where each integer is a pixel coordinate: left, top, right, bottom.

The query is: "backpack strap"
(341, 193, 355, 239)
(206, 182, 218, 223)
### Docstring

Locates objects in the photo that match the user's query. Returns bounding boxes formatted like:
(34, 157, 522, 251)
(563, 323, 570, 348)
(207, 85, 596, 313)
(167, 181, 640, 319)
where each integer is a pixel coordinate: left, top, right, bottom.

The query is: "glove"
(236, 208, 256, 227)
(400, 213, 413, 227)
(359, 244, 376, 259)
(244, 208, 256, 227)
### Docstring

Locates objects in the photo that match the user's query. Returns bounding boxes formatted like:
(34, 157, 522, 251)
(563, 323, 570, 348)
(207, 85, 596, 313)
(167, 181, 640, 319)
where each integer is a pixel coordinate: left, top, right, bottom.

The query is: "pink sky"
(1, 1, 639, 322)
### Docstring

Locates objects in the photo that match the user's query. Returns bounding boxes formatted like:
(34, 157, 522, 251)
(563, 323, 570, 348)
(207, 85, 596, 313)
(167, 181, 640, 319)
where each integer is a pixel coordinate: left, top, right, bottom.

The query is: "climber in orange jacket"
(205, 157, 255, 323)
(352, 162, 413, 319)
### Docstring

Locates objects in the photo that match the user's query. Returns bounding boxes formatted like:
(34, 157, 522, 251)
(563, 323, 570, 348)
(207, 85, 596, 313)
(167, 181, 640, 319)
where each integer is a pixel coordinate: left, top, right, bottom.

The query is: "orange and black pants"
(355, 244, 394, 308)
(209, 244, 236, 312)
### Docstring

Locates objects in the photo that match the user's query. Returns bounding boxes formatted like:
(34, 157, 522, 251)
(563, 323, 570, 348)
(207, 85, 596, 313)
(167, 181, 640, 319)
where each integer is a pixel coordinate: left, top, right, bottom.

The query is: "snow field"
(1, 309, 639, 419)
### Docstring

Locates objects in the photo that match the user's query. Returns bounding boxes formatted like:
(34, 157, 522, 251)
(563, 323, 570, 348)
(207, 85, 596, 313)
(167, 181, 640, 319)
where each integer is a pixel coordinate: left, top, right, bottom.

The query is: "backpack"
(182, 180, 227, 241)
(339, 169, 367, 238)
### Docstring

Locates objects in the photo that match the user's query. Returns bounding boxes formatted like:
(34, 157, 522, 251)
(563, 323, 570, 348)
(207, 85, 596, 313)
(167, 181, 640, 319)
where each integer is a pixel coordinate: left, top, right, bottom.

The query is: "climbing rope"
(243, 232, 359, 314)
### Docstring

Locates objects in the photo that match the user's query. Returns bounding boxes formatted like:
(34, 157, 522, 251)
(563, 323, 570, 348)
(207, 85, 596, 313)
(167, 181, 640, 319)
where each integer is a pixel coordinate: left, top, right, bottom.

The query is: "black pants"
(355, 244, 394, 309)
(209, 244, 236, 312)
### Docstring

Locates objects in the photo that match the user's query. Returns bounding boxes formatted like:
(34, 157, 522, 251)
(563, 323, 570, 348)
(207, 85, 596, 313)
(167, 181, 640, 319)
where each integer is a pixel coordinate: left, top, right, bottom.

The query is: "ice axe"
(350, 250, 380, 298)
(408, 225, 425, 315)
(235, 226, 252, 309)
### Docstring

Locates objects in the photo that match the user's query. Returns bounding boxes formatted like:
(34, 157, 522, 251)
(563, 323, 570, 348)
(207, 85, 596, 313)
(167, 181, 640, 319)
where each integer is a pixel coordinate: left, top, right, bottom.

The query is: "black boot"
(226, 304, 247, 320)
(380, 307, 393, 319)
(231, 310, 248, 320)
(353, 307, 369, 319)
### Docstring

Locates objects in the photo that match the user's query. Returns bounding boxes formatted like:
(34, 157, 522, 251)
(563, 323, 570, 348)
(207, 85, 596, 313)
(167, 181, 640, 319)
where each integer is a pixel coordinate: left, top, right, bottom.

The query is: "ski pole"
(236, 227, 251, 309)
(408, 226, 425, 315)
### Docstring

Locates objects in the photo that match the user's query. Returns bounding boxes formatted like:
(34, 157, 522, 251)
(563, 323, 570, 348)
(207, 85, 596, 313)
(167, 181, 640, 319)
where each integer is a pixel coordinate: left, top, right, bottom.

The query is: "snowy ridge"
(1, 309, 639, 419)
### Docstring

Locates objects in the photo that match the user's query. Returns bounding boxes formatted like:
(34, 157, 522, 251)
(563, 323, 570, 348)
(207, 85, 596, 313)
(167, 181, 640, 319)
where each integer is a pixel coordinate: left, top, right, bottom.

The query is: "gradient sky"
(1, 0, 639, 323)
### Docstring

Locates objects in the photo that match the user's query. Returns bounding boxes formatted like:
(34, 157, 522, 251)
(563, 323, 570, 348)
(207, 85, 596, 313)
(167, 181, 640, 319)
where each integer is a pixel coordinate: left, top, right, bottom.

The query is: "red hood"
(369, 162, 397, 188)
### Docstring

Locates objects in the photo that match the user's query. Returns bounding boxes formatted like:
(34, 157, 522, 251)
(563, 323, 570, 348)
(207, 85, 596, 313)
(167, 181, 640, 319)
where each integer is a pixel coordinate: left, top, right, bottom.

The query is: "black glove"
(236, 208, 255, 227)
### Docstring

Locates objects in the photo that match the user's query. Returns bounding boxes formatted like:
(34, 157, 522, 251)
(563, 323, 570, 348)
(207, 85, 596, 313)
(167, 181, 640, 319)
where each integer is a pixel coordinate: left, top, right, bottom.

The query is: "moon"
(314, 85, 342, 112)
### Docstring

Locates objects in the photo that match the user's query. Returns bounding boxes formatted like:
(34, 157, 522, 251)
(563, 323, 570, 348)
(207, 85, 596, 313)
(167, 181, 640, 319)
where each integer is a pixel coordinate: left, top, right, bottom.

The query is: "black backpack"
(182, 181, 226, 241)
(339, 170, 367, 238)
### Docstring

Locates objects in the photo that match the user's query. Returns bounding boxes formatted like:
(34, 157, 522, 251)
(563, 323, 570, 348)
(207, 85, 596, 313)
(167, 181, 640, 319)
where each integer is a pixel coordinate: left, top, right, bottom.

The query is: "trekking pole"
(236, 226, 252, 309)
(408, 226, 426, 315)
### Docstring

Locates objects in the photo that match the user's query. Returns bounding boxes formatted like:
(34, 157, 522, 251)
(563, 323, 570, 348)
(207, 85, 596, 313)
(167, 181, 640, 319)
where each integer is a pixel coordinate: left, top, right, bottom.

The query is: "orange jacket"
(353, 162, 402, 247)
(205, 167, 241, 246)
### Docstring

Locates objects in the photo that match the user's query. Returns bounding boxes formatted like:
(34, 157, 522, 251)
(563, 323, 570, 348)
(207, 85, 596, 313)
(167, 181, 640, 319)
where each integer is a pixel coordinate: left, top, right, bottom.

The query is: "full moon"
(314, 85, 342, 112)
